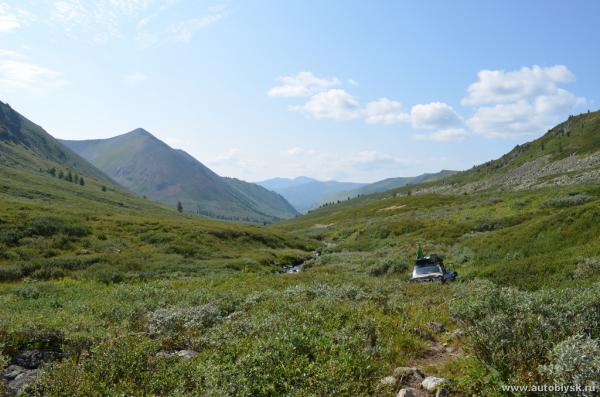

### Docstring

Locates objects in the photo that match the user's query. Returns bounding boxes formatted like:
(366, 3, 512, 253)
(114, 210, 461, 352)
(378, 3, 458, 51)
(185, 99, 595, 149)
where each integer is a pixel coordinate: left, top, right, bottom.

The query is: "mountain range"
(60, 129, 298, 223)
(257, 170, 457, 212)
(257, 177, 367, 213)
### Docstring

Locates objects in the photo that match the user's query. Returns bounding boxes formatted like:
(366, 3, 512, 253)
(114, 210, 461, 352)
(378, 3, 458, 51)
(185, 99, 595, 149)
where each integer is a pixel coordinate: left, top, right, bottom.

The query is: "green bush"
(367, 258, 408, 276)
(451, 280, 600, 382)
(538, 334, 600, 394)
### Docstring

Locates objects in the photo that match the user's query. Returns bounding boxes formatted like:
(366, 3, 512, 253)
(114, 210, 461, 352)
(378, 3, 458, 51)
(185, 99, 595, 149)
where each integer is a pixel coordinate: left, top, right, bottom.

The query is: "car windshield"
(415, 265, 441, 275)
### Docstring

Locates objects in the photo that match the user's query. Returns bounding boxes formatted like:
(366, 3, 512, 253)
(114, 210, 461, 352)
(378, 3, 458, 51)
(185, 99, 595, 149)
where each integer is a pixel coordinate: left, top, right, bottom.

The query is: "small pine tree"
(48, 167, 56, 177)
(101, 185, 107, 192)
(58, 170, 64, 179)
(79, 177, 85, 186)
(66, 170, 73, 182)
(74, 174, 79, 184)
(177, 201, 183, 212)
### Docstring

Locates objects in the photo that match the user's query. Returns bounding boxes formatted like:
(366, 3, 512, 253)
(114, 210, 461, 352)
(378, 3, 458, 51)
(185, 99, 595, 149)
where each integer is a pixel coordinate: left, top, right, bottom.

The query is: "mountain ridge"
(60, 130, 298, 223)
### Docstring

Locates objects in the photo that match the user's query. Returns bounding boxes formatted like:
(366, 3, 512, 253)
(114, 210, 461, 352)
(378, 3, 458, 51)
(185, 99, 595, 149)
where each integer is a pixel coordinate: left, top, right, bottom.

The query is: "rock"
(445, 345, 457, 353)
(13, 350, 42, 369)
(397, 387, 419, 397)
(12, 349, 59, 369)
(429, 322, 444, 333)
(379, 376, 398, 387)
(3, 365, 26, 381)
(7, 368, 38, 396)
(422, 376, 445, 392)
(448, 329, 464, 339)
(176, 350, 198, 359)
(436, 387, 449, 397)
(393, 366, 425, 381)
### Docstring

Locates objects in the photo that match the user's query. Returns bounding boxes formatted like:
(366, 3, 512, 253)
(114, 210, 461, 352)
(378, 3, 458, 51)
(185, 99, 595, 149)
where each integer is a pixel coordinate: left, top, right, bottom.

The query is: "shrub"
(367, 258, 408, 276)
(147, 303, 222, 335)
(573, 257, 600, 279)
(541, 194, 594, 208)
(451, 280, 600, 381)
(13, 285, 42, 299)
(538, 335, 600, 394)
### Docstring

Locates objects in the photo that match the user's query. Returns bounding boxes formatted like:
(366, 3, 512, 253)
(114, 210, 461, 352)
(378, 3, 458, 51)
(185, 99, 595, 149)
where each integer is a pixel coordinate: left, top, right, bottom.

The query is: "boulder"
(6, 368, 38, 396)
(397, 387, 419, 397)
(176, 350, 198, 359)
(3, 365, 26, 381)
(12, 350, 42, 369)
(422, 376, 445, 392)
(393, 366, 425, 381)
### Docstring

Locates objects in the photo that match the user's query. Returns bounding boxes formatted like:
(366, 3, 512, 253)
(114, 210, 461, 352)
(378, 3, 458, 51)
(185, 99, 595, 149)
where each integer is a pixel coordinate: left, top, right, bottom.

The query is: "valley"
(1, 102, 600, 395)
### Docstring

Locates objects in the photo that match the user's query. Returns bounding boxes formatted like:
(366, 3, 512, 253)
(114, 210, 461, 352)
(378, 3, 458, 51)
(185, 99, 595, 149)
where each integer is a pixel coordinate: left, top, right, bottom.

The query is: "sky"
(0, 0, 598, 183)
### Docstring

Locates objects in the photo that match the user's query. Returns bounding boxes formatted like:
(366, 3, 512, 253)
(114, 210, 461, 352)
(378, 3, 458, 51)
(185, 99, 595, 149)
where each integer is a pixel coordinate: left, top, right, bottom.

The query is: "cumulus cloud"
(462, 65, 576, 106)
(295, 89, 361, 120)
(410, 102, 463, 129)
(270, 64, 585, 139)
(463, 65, 586, 137)
(364, 98, 410, 124)
(365, 99, 462, 129)
(415, 128, 469, 142)
(268, 71, 340, 97)
(0, 50, 65, 94)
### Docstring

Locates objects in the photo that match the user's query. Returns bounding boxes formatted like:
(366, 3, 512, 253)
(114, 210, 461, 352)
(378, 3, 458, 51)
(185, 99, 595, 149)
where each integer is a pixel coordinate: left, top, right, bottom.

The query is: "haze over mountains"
(60, 130, 298, 223)
(257, 177, 367, 213)
(258, 170, 458, 212)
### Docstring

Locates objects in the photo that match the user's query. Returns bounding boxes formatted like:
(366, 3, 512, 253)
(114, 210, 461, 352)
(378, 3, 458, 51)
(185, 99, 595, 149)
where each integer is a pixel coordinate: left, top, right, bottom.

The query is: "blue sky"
(1, 0, 598, 182)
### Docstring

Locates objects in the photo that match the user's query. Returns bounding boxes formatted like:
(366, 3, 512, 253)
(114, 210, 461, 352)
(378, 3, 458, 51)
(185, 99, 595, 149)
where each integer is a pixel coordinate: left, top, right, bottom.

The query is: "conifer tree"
(177, 201, 183, 212)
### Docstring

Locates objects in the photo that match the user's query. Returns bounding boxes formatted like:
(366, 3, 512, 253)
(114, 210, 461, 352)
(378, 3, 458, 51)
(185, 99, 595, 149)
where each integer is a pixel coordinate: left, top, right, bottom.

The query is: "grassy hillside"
(61, 130, 298, 223)
(0, 101, 112, 183)
(325, 170, 458, 202)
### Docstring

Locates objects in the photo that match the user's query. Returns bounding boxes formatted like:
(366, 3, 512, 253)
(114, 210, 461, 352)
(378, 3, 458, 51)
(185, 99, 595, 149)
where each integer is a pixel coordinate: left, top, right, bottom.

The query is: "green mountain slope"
(257, 177, 367, 213)
(278, 110, 600, 290)
(0, 101, 112, 183)
(415, 110, 600, 194)
(0, 102, 312, 281)
(325, 170, 458, 202)
(61, 130, 298, 223)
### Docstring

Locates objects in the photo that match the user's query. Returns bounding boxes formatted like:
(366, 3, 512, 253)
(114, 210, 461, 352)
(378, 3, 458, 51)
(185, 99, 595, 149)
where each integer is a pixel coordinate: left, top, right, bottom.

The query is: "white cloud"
(410, 102, 462, 129)
(462, 65, 575, 106)
(0, 49, 21, 58)
(348, 78, 359, 86)
(49, 0, 226, 46)
(283, 147, 317, 157)
(365, 99, 462, 129)
(364, 98, 410, 124)
(0, 3, 32, 33)
(124, 72, 148, 83)
(415, 128, 469, 142)
(268, 71, 340, 97)
(0, 51, 65, 94)
(464, 65, 586, 138)
(0, 14, 19, 33)
(295, 89, 361, 120)
(170, 12, 225, 44)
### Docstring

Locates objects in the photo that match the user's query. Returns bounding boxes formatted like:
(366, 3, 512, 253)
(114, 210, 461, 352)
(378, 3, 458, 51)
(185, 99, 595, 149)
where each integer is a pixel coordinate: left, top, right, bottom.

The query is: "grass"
(3, 109, 600, 395)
